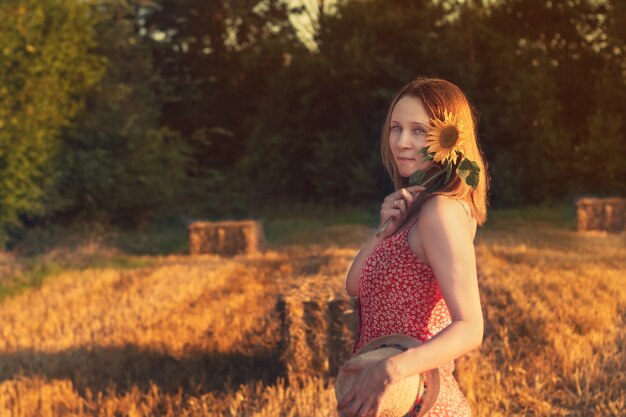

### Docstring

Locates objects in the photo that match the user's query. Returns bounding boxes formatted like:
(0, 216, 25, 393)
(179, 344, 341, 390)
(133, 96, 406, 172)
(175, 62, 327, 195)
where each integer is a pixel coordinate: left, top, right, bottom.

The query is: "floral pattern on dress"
(353, 216, 472, 417)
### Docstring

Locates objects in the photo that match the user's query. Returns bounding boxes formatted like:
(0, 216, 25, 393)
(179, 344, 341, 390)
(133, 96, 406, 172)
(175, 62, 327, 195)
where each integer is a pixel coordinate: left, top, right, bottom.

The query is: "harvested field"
(0, 218, 624, 416)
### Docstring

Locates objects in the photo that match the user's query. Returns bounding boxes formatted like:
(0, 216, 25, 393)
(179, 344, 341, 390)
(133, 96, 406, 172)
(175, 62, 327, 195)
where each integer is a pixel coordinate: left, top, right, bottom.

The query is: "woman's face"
(389, 95, 434, 178)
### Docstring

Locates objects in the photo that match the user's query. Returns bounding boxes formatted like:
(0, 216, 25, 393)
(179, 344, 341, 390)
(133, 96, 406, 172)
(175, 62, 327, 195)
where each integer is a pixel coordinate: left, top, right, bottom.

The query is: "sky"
(287, 0, 339, 51)
(286, 0, 479, 51)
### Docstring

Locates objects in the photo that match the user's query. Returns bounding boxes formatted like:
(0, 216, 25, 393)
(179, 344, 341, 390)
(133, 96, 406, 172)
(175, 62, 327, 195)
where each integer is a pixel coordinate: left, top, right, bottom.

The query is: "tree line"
(0, 0, 623, 247)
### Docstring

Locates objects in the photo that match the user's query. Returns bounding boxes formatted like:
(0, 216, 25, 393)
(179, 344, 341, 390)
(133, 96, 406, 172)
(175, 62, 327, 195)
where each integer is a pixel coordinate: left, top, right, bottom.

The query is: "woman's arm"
(345, 231, 385, 296)
(385, 195, 484, 381)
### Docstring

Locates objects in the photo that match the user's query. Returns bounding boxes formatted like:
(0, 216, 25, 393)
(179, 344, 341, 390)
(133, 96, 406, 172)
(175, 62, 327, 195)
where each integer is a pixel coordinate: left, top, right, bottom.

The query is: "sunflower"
(424, 110, 470, 165)
(377, 109, 480, 238)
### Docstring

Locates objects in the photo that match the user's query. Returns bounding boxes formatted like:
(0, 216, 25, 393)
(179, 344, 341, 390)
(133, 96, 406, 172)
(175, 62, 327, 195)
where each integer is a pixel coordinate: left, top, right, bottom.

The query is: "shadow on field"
(0, 344, 285, 397)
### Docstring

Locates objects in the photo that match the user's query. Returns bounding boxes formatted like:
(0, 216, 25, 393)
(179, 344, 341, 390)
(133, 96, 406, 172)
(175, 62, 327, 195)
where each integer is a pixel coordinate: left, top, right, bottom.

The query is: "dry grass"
(0, 218, 624, 416)
(456, 221, 626, 416)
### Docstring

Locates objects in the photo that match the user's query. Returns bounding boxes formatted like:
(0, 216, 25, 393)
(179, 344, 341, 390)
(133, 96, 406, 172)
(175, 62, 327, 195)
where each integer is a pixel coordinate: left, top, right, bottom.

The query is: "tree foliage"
(0, 0, 105, 245)
(0, 0, 624, 244)
(49, 0, 191, 227)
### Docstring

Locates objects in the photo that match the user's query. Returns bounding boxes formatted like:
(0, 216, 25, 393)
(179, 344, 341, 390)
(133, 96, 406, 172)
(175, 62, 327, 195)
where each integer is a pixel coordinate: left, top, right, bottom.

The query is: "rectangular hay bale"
(575, 197, 626, 232)
(275, 291, 357, 381)
(188, 220, 266, 256)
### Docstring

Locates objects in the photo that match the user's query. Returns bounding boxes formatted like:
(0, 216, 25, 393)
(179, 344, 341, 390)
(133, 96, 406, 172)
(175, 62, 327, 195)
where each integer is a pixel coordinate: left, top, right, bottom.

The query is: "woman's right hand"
(377, 185, 426, 240)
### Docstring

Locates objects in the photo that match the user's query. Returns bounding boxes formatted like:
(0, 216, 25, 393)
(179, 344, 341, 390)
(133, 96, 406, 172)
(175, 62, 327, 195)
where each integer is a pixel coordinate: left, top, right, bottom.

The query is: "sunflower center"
(439, 126, 459, 149)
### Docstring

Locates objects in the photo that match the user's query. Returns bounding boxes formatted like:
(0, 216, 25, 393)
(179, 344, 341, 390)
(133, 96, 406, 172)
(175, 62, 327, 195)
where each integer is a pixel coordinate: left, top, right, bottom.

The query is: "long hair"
(380, 76, 490, 226)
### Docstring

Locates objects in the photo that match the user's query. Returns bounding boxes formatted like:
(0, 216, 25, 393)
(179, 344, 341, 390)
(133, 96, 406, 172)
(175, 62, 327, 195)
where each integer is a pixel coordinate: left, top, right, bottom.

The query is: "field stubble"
(0, 220, 624, 416)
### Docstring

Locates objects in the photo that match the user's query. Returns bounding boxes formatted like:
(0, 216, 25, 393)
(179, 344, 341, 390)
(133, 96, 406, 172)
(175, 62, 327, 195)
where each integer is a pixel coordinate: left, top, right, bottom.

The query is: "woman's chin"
(400, 166, 424, 176)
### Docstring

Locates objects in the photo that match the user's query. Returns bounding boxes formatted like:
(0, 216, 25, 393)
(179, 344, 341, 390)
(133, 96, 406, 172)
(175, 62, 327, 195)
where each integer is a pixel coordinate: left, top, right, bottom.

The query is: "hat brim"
(356, 334, 422, 355)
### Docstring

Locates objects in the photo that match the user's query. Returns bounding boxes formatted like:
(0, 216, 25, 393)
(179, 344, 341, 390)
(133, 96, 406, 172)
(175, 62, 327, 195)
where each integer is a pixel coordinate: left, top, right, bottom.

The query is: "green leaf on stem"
(456, 158, 481, 189)
(445, 160, 454, 183)
(418, 146, 434, 161)
(409, 169, 427, 186)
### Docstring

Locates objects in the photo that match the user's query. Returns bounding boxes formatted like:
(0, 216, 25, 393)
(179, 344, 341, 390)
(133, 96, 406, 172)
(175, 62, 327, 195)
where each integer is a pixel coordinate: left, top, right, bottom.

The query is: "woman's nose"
(397, 130, 413, 148)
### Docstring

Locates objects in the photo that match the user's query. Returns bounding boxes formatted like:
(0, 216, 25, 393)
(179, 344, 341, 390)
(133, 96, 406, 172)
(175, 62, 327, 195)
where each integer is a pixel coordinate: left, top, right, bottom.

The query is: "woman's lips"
(397, 157, 415, 162)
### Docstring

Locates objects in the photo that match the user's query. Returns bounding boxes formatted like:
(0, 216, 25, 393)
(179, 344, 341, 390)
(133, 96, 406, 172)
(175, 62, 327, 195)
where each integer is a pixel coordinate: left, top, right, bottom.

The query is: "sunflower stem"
(418, 167, 447, 188)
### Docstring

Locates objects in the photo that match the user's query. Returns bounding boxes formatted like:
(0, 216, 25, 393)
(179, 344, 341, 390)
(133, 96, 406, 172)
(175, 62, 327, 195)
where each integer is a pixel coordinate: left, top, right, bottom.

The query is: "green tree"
(240, 0, 625, 208)
(463, 0, 623, 205)
(145, 0, 625, 211)
(143, 0, 302, 215)
(239, 0, 459, 205)
(49, 0, 191, 227)
(0, 0, 105, 246)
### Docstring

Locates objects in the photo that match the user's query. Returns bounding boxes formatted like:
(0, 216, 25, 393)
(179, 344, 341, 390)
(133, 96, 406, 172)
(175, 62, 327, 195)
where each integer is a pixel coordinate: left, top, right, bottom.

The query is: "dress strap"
(453, 198, 472, 224)
(404, 213, 420, 232)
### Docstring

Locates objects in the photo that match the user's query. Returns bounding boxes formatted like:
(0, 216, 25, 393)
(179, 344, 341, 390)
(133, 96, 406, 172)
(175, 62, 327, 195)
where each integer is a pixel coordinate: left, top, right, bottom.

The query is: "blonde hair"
(380, 76, 490, 226)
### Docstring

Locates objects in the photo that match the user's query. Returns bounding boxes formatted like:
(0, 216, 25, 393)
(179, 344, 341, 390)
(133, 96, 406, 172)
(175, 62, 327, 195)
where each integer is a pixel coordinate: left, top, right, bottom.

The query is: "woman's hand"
(377, 185, 425, 240)
(336, 358, 398, 417)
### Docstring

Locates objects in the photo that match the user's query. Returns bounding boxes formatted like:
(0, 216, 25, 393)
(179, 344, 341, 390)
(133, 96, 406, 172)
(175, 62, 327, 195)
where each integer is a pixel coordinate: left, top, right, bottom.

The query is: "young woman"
(337, 76, 490, 417)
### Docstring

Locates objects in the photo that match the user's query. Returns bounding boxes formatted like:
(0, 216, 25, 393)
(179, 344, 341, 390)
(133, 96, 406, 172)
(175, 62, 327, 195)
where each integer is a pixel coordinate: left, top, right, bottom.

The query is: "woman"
(337, 76, 490, 417)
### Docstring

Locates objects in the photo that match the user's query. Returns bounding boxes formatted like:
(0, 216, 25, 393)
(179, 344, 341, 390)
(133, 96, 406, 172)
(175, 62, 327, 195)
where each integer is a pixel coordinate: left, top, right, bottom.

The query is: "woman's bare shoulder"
(416, 195, 475, 238)
(419, 194, 462, 215)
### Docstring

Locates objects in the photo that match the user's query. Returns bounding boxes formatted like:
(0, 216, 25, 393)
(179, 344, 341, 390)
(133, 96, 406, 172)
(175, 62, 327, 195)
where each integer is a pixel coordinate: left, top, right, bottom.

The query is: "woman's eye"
(391, 126, 426, 134)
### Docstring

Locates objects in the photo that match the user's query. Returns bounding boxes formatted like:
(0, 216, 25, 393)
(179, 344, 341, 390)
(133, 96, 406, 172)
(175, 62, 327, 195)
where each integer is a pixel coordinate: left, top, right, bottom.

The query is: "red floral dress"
(353, 214, 472, 417)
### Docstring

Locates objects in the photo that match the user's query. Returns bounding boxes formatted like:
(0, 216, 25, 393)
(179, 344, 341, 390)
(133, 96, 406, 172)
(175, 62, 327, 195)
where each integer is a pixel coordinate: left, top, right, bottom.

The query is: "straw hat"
(335, 334, 440, 417)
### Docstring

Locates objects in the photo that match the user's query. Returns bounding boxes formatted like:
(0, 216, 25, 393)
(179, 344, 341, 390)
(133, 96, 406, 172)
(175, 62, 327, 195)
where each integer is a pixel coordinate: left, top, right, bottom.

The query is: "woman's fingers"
(340, 359, 364, 372)
(402, 185, 425, 204)
(357, 397, 376, 417)
(345, 396, 364, 417)
(338, 386, 375, 417)
(394, 199, 406, 215)
(394, 187, 419, 215)
(388, 186, 424, 206)
(399, 186, 423, 214)
(337, 376, 367, 415)
(382, 208, 401, 222)
(337, 386, 356, 410)
(379, 185, 426, 236)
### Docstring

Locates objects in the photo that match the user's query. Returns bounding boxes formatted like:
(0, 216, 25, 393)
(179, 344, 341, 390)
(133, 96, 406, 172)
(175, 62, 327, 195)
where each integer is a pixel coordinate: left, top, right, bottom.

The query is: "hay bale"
(188, 220, 266, 256)
(275, 288, 357, 381)
(326, 298, 359, 376)
(575, 197, 626, 232)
